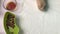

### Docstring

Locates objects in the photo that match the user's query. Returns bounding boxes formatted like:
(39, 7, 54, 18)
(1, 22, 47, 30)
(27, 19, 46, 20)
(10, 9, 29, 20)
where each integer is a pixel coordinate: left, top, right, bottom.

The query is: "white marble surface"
(0, 0, 60, 34)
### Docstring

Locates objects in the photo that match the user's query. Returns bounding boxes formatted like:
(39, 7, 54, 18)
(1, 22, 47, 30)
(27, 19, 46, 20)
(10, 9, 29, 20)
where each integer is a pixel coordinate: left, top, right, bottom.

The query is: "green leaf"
(4, 12, 19, 34)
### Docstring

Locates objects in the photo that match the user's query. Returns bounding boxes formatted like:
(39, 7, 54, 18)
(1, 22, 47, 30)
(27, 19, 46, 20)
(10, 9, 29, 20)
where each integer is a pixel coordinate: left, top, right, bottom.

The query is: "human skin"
(36, 0, 46, 11)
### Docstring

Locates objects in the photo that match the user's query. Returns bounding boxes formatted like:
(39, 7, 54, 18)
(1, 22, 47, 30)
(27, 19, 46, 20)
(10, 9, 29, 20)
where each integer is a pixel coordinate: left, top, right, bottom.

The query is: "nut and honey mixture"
(6, 14, 15, 29)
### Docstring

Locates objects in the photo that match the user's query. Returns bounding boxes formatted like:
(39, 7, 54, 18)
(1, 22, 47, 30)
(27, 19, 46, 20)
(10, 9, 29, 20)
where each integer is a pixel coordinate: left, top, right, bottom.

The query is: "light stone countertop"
(0, 0, 60, 34)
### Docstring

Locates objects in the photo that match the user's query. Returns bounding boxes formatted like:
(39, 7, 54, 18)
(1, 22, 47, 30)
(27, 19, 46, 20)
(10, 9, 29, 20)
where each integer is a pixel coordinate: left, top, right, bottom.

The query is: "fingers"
(37, 0, 46, 11)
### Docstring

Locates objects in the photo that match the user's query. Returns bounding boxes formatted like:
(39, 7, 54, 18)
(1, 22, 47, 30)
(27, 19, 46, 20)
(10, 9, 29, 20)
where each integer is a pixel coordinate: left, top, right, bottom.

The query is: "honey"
(6, 2, 16, 11)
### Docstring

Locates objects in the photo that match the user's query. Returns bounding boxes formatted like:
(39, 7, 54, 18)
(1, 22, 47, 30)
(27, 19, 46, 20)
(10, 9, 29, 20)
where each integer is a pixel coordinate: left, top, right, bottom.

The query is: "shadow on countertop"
(16, 15, 24, 34)
(0, 32, 5, 34)
(0, 0, 2, 13)
(0, 0, 1, 6)
(0, 0, 4, 16)
(44, 0, 49, 12)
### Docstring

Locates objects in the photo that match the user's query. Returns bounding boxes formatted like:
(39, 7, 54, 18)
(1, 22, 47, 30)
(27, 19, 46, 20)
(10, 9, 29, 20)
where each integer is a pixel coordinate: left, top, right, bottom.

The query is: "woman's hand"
(36, 0, 46, 11)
